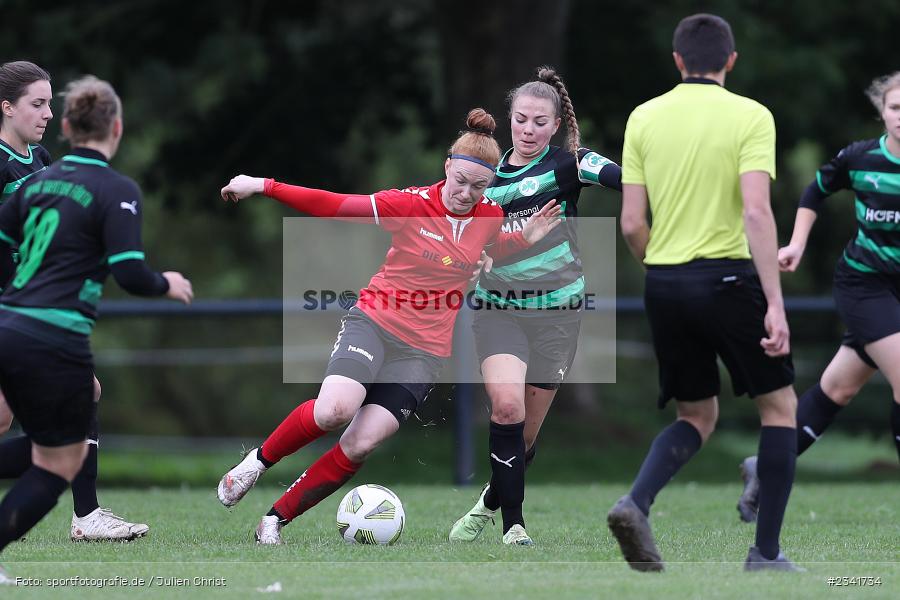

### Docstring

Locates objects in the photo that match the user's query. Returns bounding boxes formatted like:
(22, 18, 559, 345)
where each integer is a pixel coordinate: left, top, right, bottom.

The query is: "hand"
(777, 243, 804, 272)
(470, 250, 493, 283)
(221, 175, 266, 203)
(522, 199, 563, 245)
(163, 271, 194, 304)
(760, 304, 790, 357)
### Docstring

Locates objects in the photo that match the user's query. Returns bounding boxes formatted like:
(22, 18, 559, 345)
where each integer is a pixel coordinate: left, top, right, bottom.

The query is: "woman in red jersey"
(215, 108, 561, 544)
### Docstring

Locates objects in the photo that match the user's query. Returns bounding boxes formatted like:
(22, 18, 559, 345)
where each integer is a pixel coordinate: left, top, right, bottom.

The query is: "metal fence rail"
(97, 296, 838, 317)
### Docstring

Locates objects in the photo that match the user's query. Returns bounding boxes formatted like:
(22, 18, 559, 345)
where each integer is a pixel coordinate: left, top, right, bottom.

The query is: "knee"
(314, 398, 357, 431)
(92, 377, 102, 403)
(679, 415, 716, 442)
(490, 392, 525, 424)
(339, 434, 380, 463)
(34, 444, 88, 482)
(820, 377, 863, 406)
(676, 404, 718, 442)
(756, 386, 798, 427)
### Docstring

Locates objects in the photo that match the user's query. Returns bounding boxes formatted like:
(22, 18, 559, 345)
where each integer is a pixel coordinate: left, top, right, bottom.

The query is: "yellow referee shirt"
(622, 81, 776, 265)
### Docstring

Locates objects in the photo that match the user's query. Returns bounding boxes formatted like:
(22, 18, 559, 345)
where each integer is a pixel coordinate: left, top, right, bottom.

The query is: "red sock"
(260, 399, 325, 464)
(273, 443, 361, 522)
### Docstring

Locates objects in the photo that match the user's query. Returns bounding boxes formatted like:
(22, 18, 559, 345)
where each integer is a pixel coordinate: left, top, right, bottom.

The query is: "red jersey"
(265, 179, 529, 356)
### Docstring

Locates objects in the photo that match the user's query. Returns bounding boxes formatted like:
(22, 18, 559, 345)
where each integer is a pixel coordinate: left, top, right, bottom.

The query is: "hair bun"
(536, 66, 557, 82)
(465, 108, 496, 135)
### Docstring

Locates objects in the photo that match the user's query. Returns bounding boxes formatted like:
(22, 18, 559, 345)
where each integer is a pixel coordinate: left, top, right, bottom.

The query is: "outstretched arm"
(221, 175, 377, 220)
(577, 148, 622, 191)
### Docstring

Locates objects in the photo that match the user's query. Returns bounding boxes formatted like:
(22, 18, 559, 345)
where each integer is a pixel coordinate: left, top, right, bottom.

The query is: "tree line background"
(2, 0, 898, 453)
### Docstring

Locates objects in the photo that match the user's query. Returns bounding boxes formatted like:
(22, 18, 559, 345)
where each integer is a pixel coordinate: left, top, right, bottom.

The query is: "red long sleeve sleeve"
(264, 178, 377, 220)
(488, 230, 531, 260)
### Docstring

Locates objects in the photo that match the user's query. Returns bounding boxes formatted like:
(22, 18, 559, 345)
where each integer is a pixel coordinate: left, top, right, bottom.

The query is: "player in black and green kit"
(737, 71, 900, 522)
(0, 62, 150, 543)
(449, 67, 621, 545)
(0, 62, 51, 206)
(0, 75, 192, 583)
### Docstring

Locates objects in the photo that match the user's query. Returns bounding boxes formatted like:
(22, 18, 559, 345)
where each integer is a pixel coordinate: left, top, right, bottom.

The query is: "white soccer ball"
(336, 484, 405, 545)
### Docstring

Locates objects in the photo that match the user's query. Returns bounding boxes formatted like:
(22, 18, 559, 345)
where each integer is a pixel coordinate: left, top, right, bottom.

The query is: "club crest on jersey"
(518, 177, 540, 196)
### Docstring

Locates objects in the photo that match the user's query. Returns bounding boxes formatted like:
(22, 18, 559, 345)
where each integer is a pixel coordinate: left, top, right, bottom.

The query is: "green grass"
(1, 483, 897, 599)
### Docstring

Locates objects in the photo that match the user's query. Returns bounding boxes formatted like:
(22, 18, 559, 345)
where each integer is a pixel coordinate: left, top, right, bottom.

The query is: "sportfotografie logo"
(299, 289, 597, 311)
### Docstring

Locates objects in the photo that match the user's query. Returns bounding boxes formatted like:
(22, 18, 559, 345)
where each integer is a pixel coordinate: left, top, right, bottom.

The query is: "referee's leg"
(753, 385, 797, 561)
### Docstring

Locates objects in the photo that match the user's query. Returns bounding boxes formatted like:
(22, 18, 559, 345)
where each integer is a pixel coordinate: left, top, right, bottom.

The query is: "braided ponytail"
(536, 66, 580, 156)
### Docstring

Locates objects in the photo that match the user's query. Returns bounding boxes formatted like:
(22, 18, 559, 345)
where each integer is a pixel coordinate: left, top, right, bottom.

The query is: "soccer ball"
(336, 484, 405, 545)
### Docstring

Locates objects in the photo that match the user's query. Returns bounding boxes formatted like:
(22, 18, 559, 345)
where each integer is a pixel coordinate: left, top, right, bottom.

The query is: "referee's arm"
(620, 183, 650, 267)
(741, 171, 790, 356)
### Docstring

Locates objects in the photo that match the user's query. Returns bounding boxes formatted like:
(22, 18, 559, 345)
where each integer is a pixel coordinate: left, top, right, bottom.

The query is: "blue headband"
(448, 153, 496, 170)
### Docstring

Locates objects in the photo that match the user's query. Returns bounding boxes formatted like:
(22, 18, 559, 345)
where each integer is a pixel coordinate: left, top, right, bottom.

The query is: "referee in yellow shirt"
(607, 13, 801, 572)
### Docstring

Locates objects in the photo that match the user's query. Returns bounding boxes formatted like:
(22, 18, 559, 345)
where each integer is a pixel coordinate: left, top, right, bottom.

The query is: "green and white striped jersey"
(805, 135, 900, 274)
(475, 145, 620, 311)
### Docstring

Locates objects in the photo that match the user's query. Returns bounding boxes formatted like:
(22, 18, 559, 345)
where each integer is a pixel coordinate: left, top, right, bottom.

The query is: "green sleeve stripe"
(0, 230, 15, 246)
(108, 251, 145, 264)
(815, 171, 829, 195)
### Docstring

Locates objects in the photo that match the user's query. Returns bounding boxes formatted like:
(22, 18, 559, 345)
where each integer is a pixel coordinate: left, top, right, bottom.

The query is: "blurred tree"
(0, 0, 896, 435)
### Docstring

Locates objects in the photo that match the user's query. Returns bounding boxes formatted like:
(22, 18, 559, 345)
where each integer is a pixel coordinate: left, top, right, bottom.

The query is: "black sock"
(0, 465, 69, 552)
(629, 420, 702, 517)
(0, 435, 32, 479)
(267, 507, 286, 523)
(796, 383, 843, 454)
(891, 402, 900, 464)
(488, 421, 525, 533)
(257, 447, 274, 469)
(484, 443, 536, 512)
(755, 426, 797, 560)
(71, 444, 99, 518)
(71, 405, 100, 518)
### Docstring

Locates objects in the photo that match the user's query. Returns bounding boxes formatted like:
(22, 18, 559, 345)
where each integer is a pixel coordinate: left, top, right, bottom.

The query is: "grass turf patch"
(1, 483, 897, 599)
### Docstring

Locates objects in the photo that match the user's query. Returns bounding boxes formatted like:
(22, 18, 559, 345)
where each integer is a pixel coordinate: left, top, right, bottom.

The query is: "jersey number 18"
(14, 206, 60, 289)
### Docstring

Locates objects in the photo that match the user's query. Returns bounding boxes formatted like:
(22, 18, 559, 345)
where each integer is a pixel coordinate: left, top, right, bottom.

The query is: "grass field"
(1, 482, 897, 599)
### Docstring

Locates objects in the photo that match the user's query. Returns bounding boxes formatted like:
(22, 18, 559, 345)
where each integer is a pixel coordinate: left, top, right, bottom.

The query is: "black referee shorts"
(833, 258, 900, 369)
(0, 319, 95, 447)
(644, 259, 794, 408)
(325, 307, 444, 423)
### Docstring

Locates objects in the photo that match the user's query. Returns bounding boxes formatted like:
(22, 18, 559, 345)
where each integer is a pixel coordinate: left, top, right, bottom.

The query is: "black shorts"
(0, 316, 95, 447)
(840, 331, 878, 369)
(325, 307, 444, 423)
(644, 259, 794, 408)
(834, 258, 900, 369)
(472, 308, 580, 390)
